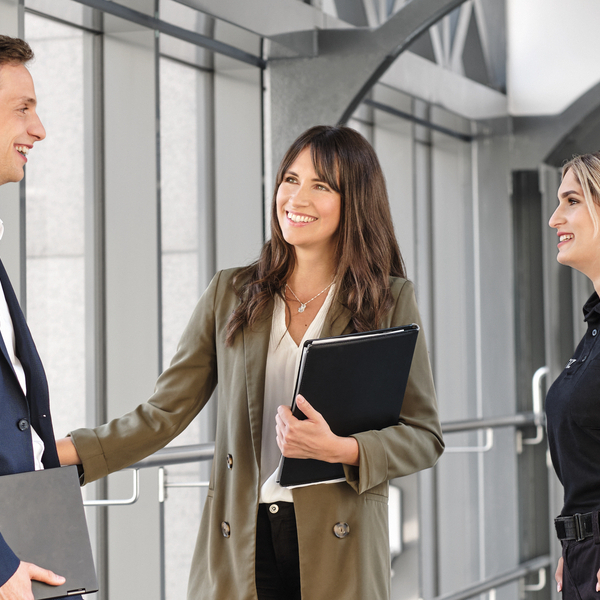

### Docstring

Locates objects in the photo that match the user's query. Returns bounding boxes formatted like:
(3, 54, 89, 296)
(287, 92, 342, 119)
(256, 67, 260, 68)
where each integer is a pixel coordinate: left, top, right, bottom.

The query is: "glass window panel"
(160, 55, 212, 600)
(24, 13, 88, 439)
(159, 0, 215, 70)
(160, 56, 204, 368)
(25, 0, 96, 30)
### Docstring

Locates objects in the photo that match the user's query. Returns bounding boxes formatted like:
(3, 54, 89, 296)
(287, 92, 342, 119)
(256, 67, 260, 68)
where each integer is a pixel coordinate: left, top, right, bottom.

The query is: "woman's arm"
(56, 437, 81, 465)
(65, 270, 224, 484)
(343, 279, 444, 493)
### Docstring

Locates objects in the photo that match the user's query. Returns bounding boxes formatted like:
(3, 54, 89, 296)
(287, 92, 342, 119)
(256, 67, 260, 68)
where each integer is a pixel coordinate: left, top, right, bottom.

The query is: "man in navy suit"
(0, 35, 73, 600)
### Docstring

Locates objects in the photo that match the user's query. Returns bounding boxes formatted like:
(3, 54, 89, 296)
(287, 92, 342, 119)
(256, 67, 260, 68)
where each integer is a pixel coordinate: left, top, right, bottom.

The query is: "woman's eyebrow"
(559, 189, 580, 198)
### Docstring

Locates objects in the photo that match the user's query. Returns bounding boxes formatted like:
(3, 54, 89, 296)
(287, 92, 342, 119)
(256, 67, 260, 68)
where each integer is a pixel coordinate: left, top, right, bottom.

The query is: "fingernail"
(57, 576, 66, 584)
(297, 395, 304, 404)
(557, 583, 561, 592)
(596, 582, 599, 592)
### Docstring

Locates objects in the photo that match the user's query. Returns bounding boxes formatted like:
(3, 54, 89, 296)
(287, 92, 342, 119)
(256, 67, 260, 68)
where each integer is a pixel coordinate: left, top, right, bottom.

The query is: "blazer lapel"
(243, 297, 274, 466)
(321, 297, 353, 338)
(242, 294, 352, 466)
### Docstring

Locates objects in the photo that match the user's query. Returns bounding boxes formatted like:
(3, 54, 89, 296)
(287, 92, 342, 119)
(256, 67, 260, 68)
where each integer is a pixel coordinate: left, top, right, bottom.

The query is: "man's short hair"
(0, 35, 34, 67)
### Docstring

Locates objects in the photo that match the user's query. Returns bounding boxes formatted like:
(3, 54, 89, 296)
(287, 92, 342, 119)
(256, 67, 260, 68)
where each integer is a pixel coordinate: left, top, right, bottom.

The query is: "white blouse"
(259, 286, 335, 503)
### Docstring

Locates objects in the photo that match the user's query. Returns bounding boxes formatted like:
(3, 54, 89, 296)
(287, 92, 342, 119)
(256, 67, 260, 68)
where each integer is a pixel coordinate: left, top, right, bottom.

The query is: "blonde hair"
(562, 152, 600, 234)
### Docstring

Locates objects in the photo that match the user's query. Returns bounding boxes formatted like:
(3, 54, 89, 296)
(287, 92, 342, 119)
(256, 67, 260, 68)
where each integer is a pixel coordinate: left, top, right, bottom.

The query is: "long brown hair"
(225, 125, 406, 345)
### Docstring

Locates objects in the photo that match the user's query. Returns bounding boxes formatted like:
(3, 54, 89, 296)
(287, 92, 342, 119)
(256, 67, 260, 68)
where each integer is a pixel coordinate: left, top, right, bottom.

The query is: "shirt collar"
(583, 291, 600, 322)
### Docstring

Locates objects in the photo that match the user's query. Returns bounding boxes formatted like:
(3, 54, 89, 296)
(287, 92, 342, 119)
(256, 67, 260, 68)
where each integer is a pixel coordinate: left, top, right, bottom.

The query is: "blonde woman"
(548, 152, 600, 598)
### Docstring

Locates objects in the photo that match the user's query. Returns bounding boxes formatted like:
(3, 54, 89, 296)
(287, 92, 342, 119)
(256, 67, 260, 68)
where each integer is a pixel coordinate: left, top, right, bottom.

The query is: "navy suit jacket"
(0, 260, 82, 599)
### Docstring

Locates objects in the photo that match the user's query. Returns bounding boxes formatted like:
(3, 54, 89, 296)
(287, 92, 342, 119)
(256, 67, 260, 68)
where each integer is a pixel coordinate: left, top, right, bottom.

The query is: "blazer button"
(17, 419, 29, 431)
(226, 454, 233, 469)
(333, 522, 350, 539)
(221, 522, 231, 538)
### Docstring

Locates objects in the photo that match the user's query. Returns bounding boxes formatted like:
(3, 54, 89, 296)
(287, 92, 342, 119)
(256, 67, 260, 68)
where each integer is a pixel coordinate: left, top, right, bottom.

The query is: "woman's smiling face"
(276, 147, 341, 257)
(549, 168, 600, 278)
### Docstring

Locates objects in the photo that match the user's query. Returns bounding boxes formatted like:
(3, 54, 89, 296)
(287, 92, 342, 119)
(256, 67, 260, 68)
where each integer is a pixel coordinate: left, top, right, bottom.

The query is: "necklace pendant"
(298, 304, 306, 313)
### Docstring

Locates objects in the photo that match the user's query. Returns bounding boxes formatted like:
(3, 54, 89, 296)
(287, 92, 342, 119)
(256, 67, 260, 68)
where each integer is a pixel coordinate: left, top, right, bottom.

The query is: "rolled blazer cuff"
(343, 433, 388, 494)
(69, 429, 109, 485)
(0, 532, 20, 588)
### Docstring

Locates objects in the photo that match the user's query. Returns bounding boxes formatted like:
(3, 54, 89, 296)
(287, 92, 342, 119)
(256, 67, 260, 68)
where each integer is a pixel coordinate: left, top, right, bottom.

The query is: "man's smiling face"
(0, 63, 45, 186)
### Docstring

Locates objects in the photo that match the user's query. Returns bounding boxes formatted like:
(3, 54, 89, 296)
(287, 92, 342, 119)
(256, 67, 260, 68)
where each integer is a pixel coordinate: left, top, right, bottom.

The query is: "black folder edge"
(276, 323, 419, 488)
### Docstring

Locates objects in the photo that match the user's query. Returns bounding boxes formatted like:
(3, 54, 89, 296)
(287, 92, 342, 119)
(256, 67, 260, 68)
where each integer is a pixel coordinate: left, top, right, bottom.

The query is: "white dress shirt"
(0, 219, 45, 470)
(259, 286, 334, 503)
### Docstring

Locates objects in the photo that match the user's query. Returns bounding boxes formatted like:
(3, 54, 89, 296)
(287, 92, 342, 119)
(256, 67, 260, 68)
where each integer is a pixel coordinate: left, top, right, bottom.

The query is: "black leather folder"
(0, 465, 98, 599)
(277, 324, 419, 488)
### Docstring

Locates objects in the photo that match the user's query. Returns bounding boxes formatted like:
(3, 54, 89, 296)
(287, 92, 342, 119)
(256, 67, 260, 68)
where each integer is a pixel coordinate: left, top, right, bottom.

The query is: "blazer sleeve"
(0, 532, 19, 588)
(69, 271, 223, 484)
(343, 279, 444, 494)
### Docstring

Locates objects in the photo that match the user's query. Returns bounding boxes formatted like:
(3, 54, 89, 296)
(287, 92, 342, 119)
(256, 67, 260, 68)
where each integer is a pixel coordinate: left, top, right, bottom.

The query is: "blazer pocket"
(365, 491, 388, 505)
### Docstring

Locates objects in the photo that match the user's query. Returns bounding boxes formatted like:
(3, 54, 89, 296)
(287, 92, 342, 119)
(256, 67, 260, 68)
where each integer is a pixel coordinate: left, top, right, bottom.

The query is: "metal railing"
(83, 367, 552, 598)
(85, 408, 545, 503)
(432, 555, 552, 600)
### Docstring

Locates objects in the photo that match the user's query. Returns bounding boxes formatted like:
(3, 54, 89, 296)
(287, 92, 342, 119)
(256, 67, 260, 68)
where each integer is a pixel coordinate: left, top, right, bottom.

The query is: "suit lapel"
(0, 261, 25, 386)
(0, 260, 38, 391)
(0, 319, 12, 373)
(243, 297, 274, 465)
(0, 260, 57, 467)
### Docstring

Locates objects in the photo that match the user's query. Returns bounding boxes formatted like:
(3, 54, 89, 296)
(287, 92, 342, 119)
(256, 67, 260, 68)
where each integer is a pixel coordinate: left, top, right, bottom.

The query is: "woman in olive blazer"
(58, 125, 444, 600)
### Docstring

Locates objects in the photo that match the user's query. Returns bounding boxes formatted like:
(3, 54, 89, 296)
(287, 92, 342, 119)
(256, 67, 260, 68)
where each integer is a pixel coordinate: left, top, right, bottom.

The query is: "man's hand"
(276, 395, 359, 466)
(0, 561, 65, 600)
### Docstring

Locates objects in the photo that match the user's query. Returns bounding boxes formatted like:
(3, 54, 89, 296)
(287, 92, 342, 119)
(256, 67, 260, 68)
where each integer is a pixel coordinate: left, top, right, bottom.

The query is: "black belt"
(555, 512, 599, 541)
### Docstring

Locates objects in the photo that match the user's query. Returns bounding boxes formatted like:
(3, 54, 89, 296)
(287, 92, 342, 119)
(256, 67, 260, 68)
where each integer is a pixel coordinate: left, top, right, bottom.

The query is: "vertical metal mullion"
(540, 164, 573, 600)
(200, 17, 216, 289)
(19, 175, 26, 314)
(412, 98, 439, 600)
(260, 37, 266, 244)
(197, 10, 217, 547)
(154, 5, 166, 599)
(18, 0, 26, 313)
(86, 21, 109, 600)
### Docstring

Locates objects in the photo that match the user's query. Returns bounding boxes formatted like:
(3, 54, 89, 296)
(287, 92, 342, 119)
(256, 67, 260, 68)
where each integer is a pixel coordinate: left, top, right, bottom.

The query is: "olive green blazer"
(70, 268, 444, 600)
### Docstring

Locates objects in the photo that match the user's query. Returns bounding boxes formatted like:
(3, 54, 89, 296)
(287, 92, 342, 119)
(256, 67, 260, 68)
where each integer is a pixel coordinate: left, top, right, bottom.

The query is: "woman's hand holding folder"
(275, 394, 359, 466)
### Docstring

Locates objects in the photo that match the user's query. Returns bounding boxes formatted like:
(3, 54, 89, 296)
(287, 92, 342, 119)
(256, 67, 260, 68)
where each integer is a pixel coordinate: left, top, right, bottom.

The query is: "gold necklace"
(286, 281, 334, 313)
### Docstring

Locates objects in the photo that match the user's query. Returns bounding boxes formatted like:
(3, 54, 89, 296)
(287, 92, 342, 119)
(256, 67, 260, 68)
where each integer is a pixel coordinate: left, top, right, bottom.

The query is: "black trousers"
(562, 535, 600, 599)
(255, 502, 301, 600)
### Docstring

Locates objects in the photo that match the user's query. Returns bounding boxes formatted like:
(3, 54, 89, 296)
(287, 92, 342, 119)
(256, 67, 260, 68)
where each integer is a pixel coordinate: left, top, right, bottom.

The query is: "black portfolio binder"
(0, 465, 98, 599)
(277, 324, 419, 488)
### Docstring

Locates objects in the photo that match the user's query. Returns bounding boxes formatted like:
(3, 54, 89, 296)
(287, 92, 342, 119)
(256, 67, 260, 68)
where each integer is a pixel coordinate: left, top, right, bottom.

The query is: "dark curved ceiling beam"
(337, 0, 468, 124)
(543, 81, 600, 166)
(266, 0, 467, 173)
